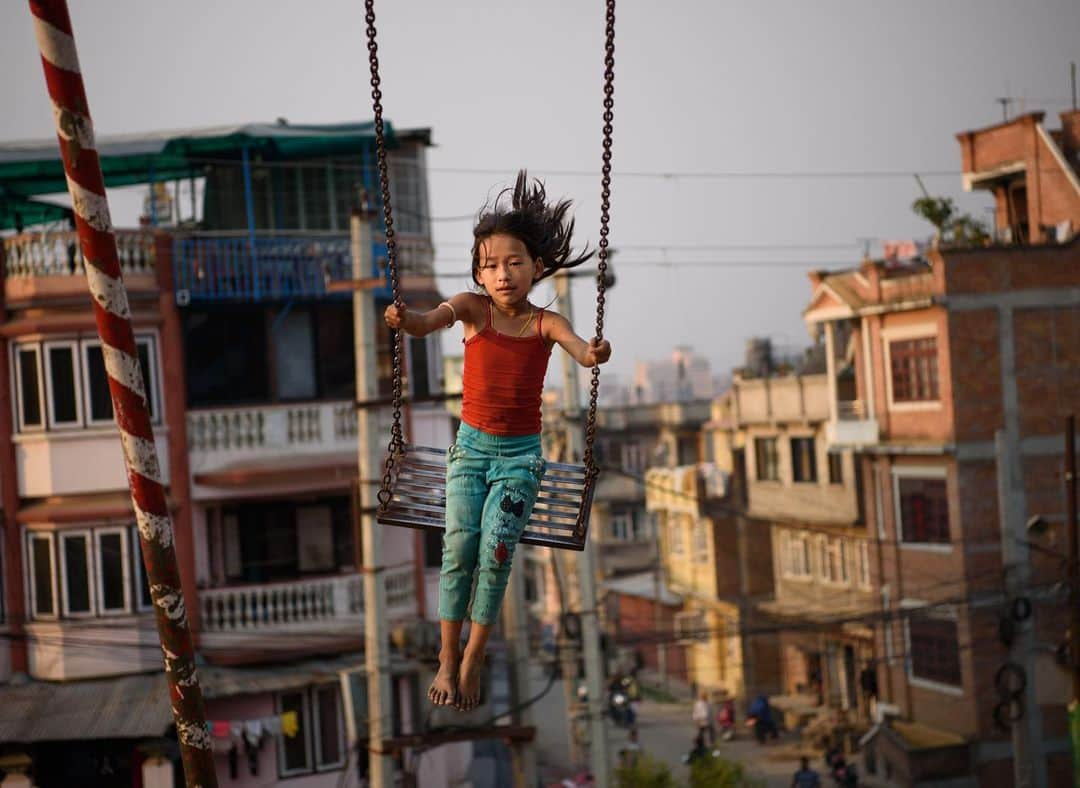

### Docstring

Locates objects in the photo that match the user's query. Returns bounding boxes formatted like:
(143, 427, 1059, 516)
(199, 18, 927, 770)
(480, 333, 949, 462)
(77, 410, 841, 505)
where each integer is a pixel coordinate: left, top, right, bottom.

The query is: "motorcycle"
(824, 746, 858, 787)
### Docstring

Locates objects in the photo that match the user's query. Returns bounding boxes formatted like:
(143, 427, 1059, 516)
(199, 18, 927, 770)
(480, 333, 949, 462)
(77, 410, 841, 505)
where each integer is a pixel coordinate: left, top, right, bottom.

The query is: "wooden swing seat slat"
(376, 445, 593, 550)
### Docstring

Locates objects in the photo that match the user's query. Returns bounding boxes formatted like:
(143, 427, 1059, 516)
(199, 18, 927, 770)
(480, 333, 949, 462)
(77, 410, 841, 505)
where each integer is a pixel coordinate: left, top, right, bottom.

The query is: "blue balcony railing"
(172, 232, 372, 303)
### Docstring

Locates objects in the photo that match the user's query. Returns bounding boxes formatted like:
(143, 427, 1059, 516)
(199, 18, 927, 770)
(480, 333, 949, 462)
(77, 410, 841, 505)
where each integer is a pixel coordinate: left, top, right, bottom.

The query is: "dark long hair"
(470, 170, 594, 286)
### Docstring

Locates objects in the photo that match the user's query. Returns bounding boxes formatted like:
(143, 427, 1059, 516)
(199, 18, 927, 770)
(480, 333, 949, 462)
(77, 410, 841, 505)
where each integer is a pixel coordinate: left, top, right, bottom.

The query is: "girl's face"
(474, 233, 543, 309)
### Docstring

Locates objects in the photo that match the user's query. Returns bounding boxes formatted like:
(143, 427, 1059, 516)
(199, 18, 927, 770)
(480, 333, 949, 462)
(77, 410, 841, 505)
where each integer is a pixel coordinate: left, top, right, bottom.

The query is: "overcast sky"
(2, 1, 1078, 384)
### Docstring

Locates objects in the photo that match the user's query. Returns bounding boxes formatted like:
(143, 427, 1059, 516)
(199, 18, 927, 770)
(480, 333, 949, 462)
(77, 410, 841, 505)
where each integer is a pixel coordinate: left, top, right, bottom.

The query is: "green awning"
(0, 120, 416, 230)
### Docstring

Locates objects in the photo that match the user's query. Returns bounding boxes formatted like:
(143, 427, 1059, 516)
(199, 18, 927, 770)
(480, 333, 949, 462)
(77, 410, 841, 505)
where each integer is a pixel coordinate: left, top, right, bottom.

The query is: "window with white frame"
(780, 531, 812, 578)
(856, 541, 872, 589)
(11, 335, 160, 432)
(907, 614, 961, 688)
(14, 344, 44, 432)
(25, 526, 148, 620)
(276, 684, 346, 777)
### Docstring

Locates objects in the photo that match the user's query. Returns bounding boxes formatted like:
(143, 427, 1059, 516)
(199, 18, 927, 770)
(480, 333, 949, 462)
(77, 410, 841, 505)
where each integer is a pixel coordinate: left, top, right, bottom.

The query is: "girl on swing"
(384, 171, 612, 710)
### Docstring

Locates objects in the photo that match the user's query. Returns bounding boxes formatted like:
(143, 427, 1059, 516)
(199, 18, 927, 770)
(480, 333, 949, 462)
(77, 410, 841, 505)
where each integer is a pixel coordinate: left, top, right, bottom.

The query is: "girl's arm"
(384, 292, 481, 337)
(544, 312, 613, 367)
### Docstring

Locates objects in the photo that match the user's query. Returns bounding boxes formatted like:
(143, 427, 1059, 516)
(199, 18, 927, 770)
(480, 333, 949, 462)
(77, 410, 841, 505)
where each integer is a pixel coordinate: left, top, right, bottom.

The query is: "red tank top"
(460, 303, 552, 436)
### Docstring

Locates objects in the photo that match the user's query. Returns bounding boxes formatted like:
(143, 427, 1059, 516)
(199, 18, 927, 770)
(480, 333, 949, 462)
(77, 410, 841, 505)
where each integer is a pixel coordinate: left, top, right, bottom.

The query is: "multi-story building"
(0, 121, 492, 787)
(716, 357, 874, 721)
(802, 109, 1079, 787)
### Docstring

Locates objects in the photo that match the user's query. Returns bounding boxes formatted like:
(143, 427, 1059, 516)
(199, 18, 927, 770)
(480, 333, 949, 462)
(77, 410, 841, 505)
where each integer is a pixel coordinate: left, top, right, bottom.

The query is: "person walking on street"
(791, 756, 822, 787)
(692, 691, 714, 746)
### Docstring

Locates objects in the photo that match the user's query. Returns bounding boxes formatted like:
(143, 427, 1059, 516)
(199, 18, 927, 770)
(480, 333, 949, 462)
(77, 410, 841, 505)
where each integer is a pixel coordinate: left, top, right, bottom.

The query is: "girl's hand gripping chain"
(583, 337, 612, 366)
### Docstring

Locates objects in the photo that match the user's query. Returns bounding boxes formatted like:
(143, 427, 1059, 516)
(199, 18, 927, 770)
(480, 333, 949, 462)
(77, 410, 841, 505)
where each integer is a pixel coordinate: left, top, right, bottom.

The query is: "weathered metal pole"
(1065, 414, 1079, 788)
(27, 3, 217, 785)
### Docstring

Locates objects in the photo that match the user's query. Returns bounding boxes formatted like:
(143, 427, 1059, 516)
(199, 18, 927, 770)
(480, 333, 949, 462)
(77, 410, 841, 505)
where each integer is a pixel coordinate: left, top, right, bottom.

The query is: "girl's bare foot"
(456, 650, 485, 711)
(428, 652, 459, 707)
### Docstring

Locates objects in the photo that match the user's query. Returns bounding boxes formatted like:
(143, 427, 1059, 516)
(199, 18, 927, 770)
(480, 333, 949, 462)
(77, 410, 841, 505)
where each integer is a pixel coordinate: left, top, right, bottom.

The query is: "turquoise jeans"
(439, 423, 545, 626)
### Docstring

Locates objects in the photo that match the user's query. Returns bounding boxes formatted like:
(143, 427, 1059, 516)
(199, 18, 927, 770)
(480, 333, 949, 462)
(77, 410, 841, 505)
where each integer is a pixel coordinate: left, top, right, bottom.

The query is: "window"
(791, 437, 817, 483)
(668, 516, 685, 555)
(408, 335, 439, 399)
(45, 341, 81, 427)
(12, 336, 160, 432)
(28, 532, 57, 618)
(908, 616, 961, 687)
(692, 519, 709, 561)
(780, 531, 811, 578)
(622, 441, 644, 474)
(131, 528, 154, 611)
(828, 452, 844, 485)
(276, 685, 347, 777)
(60, 531, 93, 617)
(25, 527, 142, 619)
(273, 308, 317, 401)
(14, 345, 44, 431)
(889, 337, 939, 403)
(674, 610, 707, 644)
(818, 537, 848, 585)
(754, 437, 779, 481)
(96, 528, 130, 614)
(898, 476, 950, 545)
(610, 512, 633, 542)
(856, 541, 871, 589)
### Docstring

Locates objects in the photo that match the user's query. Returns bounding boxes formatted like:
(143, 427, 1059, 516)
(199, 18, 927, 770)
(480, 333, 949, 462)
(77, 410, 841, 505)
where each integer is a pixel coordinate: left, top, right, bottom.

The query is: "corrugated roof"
(0, 120, 430, 230)
(0, 672, 171, 742)
(0, 653, 379, 743)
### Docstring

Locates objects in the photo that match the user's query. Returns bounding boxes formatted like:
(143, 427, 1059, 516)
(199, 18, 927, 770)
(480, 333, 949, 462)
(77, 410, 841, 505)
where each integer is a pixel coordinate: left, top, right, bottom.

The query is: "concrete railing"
(3, 229, 155, 278)
(200, 565, 416, 634)
(187, 399, 364, 456)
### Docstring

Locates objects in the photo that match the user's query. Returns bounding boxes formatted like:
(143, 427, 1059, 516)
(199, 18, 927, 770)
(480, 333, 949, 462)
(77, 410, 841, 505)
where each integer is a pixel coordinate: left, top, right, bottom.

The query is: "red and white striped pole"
(27, 3, 217, 785)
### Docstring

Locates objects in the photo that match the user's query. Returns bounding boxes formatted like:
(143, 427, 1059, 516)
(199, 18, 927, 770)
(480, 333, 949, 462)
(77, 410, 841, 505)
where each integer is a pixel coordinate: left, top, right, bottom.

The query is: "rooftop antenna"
(996, 96, 1013, 122)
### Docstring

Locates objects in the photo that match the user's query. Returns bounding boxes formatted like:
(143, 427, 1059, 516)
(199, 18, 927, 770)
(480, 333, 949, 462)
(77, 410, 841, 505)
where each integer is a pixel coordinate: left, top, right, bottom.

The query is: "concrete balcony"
(199, 566, 417, 651)
(3, 229, 158, 304)
(187, 399, 395, 495)
(825, 400, 879, 447)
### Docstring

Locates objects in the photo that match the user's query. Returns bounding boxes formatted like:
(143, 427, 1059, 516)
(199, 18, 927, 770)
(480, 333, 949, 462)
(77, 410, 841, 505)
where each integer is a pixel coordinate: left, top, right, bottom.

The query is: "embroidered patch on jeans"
(494, 541, 509, 564)
(500, 495, 525, 518)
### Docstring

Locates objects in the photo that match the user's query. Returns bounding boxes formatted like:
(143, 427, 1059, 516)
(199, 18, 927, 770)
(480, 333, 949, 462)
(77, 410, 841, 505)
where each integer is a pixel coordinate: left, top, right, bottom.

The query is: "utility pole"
(352, 211, 395, 788)
(995, 430, 1046, 788)
(1065, 414, 1079, 787)
(555, 272, 611, 788)
(503, 552, 539, 787)
(652, 532, 668, 692)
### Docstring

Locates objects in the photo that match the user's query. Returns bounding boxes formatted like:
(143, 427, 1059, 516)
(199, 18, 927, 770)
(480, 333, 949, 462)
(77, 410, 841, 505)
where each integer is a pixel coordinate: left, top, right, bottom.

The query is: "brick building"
(802, 109, 1080, 787)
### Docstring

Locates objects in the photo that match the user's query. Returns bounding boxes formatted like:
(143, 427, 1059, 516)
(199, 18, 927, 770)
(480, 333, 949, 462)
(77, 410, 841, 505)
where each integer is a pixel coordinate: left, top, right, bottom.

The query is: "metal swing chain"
(578, 0, 616, 534)
(365, 0, 405, 510)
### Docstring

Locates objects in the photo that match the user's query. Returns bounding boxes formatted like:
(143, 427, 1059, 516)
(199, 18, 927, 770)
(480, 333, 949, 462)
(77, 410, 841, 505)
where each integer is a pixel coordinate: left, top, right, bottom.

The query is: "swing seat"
(376, 444, 594, 550)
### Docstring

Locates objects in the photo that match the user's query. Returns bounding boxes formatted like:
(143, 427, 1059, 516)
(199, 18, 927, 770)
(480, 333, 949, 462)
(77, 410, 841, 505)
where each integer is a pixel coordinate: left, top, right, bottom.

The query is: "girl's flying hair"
(471, 170, 594, 285)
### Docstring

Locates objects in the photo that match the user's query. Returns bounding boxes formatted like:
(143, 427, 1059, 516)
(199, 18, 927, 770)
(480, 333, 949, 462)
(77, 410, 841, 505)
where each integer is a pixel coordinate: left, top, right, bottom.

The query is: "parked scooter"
(824, 745, 858, 787)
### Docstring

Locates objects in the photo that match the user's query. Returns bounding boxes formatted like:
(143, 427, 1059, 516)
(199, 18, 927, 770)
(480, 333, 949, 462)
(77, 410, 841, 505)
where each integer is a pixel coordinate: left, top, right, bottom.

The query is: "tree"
(911, 195, 989, 247)
(689, 753, 765, 788)
(614, 754, 680, 788)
